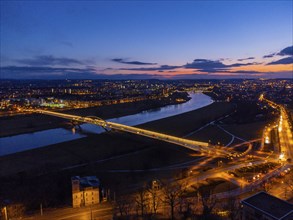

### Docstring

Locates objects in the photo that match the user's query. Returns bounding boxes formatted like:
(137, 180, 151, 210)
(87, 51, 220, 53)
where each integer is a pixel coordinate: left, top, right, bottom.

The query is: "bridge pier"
(70, 121, 82, 131)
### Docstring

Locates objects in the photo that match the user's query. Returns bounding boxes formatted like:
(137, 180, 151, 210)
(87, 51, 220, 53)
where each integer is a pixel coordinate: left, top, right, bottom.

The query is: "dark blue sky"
(1, 1, 292, 79)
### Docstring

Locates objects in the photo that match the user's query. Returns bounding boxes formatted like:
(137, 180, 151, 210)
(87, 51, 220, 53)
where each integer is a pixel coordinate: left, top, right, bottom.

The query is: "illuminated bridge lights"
(31, 109, 232, 157)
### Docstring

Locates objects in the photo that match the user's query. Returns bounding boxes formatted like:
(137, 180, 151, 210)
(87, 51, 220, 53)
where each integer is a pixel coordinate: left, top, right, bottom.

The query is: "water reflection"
(0, 128, 86, 156)
(109, 93, 212, 126)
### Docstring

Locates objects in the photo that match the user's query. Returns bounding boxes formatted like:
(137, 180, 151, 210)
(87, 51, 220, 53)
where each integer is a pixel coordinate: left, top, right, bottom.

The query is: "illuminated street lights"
(279, 152, 285, 161)
(265, 136, 270, 144)
(2, 206, 8, 220)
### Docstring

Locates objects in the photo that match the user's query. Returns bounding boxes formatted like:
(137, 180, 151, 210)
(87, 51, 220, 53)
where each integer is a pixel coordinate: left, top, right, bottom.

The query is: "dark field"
(137, 102, 235, 136)
(188, 120, 269, 146)
(222, 121, 269, 140)
(188, 125, 232, 146)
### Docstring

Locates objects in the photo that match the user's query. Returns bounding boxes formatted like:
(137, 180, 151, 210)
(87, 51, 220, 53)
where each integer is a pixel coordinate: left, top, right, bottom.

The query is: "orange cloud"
(230, 63, 293, 73)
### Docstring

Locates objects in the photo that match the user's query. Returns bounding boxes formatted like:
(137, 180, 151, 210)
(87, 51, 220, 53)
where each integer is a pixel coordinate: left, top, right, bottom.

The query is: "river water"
(0, 93, 213, 156)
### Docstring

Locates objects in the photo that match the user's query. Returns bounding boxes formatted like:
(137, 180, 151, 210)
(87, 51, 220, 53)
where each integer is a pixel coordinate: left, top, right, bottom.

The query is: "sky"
(1, 0, 292, 79)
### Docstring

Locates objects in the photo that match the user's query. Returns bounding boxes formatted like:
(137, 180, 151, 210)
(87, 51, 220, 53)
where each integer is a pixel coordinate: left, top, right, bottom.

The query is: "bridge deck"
(32, 109, 230, 156)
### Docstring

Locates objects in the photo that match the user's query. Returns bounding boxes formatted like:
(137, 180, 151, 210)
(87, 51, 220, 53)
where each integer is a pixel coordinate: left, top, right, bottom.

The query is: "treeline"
(112, 180, 242, 220)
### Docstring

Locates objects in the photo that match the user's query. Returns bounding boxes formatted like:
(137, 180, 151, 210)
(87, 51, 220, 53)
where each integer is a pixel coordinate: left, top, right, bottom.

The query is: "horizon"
(1, 77, 292, 81)
(1, 1, 292, 79)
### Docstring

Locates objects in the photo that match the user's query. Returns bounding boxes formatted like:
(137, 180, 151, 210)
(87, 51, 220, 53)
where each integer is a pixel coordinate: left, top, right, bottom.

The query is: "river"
(0, 92, 213, 156)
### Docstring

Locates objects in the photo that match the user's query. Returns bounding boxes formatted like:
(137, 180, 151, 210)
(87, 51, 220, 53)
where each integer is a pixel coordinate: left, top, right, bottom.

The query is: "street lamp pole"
(90, 204, 93, 220)
(40, 203, 43, 216)
(3, 206, 8, 220)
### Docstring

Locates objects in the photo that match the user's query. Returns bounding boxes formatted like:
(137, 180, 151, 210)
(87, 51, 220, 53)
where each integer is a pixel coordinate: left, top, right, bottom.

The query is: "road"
(279, 107, 293, 162)
(182, 159, 267, 188)
(28, 109, 232, 156)
(23, 204, 113, 220)
(269, 171, 293, 201)
(261, 96, 293, 163)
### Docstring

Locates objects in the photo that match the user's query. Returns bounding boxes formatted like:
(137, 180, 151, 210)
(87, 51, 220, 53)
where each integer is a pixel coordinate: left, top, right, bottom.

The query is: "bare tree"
(147, 187, 161, 215)
(284, 177, 293, 192)
(262, 181, 272, 192)
(198, 187, 219, 219)
(222, 197, 241, 220)
(162, 182, 184, 220)
(176, 196, 196, 219)
(134, 187, 149, 218)
(114, 194, 134, 218)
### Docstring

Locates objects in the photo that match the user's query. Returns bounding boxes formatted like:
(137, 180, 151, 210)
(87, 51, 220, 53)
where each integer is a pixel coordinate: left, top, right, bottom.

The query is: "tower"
(71, 176, 81, 207)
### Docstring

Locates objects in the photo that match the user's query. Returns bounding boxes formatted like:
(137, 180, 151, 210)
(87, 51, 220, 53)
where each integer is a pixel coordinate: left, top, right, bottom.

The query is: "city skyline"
(1, 1, 292, 79)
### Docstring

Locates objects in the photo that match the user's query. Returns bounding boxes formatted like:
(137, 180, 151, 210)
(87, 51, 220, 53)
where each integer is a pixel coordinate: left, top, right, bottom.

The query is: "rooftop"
(241, 192, 293, 220)
(71, 176, 100, 188)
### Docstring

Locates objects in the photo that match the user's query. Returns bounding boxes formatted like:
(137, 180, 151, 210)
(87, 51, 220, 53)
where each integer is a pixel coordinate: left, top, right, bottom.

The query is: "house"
(71, 176, 100, 208)
(241, 191, 293, 220)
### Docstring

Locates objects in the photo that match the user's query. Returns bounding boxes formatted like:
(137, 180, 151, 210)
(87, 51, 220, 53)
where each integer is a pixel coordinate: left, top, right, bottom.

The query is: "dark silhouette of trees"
(134, 187, 149, 218)
(114, 194, 134, 218)
(198, 186, 219, 220)
(112, 179, 246, 220)
(147, 187, 160, 215)
(162, 181, 184, 220)
(221, 197, 241, 220)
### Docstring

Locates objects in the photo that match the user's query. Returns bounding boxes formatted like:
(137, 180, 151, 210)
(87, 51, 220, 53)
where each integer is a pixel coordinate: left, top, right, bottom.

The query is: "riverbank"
(0, 93, 190, 137)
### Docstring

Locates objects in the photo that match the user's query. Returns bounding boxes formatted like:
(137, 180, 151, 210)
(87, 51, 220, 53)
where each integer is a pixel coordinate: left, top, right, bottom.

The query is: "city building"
(71, 176, 100, 208)
(241, 191, 293, 220)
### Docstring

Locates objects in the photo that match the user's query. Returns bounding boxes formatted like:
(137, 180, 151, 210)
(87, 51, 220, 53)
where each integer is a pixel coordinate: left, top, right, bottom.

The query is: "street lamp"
(279, 153, 285, 160)
(2, 206, 8, 220)
(90, 204, 93, 220)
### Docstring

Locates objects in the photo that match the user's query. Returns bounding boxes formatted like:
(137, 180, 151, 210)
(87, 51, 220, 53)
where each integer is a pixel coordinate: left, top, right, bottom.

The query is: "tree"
(114, 194, 134, 218)
(284, 177, 293, 192)
(134, 187, 149, 218)
(162, 182, 184, 220)
(222, 197, 241, 220)
(262, 181, 272, 193)
(198, 186, 219, 220)
(176, 196, 198, 219)
(147, 187, 161, 215)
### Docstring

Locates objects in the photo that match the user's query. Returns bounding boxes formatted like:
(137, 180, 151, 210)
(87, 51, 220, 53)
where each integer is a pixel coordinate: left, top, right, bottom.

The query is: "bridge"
(31, 109, 232, 157)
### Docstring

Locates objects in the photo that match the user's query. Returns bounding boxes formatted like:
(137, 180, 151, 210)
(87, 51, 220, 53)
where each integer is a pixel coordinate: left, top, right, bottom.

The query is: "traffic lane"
(23, 205, 112, 220)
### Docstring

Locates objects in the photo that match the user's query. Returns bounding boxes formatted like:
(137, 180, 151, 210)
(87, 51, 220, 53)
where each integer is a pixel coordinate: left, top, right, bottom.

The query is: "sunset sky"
(1, 1, 292, 79)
